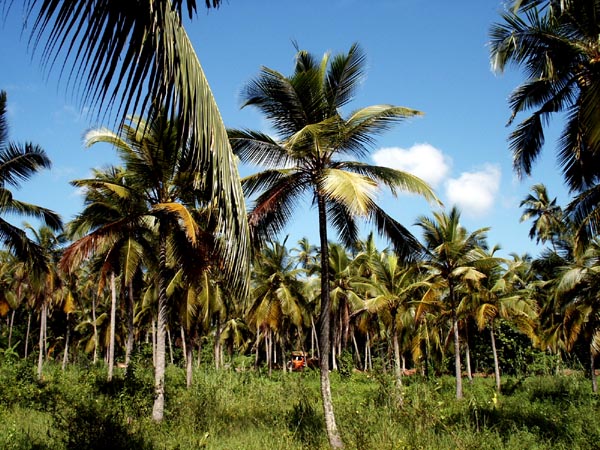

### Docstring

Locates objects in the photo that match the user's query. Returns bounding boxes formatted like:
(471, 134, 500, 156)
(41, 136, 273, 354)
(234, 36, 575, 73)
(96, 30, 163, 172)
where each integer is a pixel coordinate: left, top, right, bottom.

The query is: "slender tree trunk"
(25, 311, 31, 359)
(591, 344, 597, 394)
(182, 327, 193, 389)
(62, 314, 70, 371)
(8, 309, 15, 348)
(152, 318, 157, 368)
(332, 341, 337, 370)
(92, 297, 98, 365)
(352, 333, 362, 371)
(37, 301, 47, 380)
(181, 326, 187, 365)
(267, 330, 272, 377)
(316, 192, 343, 449)
(254, 331, 260, 369)
(490, 323, 501, 392)
(152, 235, 168, 422)
(465, 335, 473, 383)
(392, 319, 403, 389)
(125, 280, 135, 365)
(452, 306, 463, 399)
(108, 272, 117, 381)
(167, 328, 174, 365)
(311, 316, 320, 358)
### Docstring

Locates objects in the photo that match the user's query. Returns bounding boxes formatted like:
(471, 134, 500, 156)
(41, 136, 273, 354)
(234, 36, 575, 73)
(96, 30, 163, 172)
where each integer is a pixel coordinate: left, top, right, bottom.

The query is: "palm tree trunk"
(311, 316, 320, 358)
(92, 297, 98, 365)
(490, 323, 501, 392)
(25, 311, 31, 359)
(451, 302, 463, 399)
(152, 235, 168, 422)
(267, 329, 272, 377)
(108, 272, 117, 381)
(152, 318, 157, 368)
(254, 331, 260, 369)
(37, 301, 47, 380)
(316, 192, 343, 449)
(167, 328, 174, 365)
(8, 309, 15, 348)
(62, 314, 70, 371)
(392, 318, 403, 389)
(352, 333, 362, 371)
(591, 344, 597, 394)
(465, 337, 473, 383)
(125, 280, 135, 365)
(182, 327, 193, 389)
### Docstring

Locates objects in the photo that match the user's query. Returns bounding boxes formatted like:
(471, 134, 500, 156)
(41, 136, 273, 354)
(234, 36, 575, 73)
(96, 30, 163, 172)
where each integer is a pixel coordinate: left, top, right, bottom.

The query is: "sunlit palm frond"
(321, 169, 378, 217)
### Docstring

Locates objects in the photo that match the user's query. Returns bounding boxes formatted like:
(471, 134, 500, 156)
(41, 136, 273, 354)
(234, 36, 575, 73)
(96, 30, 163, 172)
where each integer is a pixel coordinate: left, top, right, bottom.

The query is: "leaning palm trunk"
(62, 314, 70, 370)
(108, 272, 117, 381)
(316, 193, 344, 449)
(490, 323, 501, 392)
(152, 234, 169, 422)
(25, 311, 31, 359)
(465, 337, 473, 383)
(8, 310, 15, 348)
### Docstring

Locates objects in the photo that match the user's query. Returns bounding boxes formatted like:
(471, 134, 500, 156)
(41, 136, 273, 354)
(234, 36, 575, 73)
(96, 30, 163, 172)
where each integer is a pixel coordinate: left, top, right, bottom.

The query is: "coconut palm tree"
(473, 251, 538, 392)
(8, 0, 249, 295)
(555, 237, 600, 392)
(230, 44, 438, 448)
(0, 91, 62, 265)
(77, 109, 226, 421)
(365, 252, 426, 393)
(520, 184, 565, 248)
(62, 165, 156, 379)
(416, 206, 489, 399)
(248, 238, 308, 375)
(25, 224, 66, 379)
(489, 0, 600, 248)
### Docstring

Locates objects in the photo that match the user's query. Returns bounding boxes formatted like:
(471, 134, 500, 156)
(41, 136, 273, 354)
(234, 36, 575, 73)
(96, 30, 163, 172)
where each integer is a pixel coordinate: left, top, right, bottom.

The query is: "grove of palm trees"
(1, 0, 600, 449)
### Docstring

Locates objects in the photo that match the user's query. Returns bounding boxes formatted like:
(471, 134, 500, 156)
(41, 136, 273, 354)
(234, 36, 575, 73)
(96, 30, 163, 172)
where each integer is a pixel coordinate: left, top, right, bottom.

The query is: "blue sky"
(0, 1, 571, 258)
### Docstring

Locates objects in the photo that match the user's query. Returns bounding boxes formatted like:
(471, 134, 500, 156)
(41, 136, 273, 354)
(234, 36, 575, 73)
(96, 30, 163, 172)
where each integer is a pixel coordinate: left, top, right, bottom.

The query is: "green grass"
(0, 359, 599, 449)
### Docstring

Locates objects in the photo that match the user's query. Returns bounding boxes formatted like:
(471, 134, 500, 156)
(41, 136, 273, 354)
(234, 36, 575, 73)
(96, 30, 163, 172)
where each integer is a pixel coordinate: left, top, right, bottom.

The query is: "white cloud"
(372, 143, 451, 187)
(445, 164, 501, 217)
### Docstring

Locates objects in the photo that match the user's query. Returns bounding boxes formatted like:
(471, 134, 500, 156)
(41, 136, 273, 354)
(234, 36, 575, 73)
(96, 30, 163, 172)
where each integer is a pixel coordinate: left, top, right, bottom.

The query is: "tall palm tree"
(520, 184, 565, 248)
(248, 238, 308, 375)
(0, 91, 62, 265)
(489, 0, 600, 248)
(230, 44, 438, 448)
(62, 165, 154, 379)
(26, 224, 65, 379)
(365, 252, 426, 393)
(8, 0, 249, 294)
(473, 251, 538, 392)
(416, 206, 489, 399)
(73, 109, 223, 421)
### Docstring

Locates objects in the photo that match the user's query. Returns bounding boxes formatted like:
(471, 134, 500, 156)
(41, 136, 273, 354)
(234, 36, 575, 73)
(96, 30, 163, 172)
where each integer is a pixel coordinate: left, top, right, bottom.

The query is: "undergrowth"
(0, 359, 598, 450)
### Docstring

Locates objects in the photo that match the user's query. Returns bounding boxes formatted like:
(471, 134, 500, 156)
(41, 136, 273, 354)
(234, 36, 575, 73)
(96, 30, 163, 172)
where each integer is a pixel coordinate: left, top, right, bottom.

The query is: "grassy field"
(0, 357, 599, 450)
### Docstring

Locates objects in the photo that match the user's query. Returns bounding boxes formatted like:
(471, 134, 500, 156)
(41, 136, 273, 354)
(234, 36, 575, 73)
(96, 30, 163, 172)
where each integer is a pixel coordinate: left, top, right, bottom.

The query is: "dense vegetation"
(1, 357, 599, 450)
(2, 0, 600, 448)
